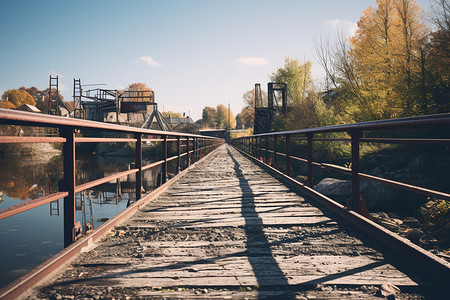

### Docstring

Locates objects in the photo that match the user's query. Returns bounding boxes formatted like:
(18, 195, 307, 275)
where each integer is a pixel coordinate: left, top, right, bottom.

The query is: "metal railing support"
(307, 133, 314, 187)
(162, 135, 167, 184)
(135, 133, 142, 200)
(285, 135, 292, 177)
(265, 136, 269, 164)
(187, 136, 190, 166)
(273, 135, 278, 169)
(258, 137, 262, 160)
(193, 137, 197, 162)
(351, 130, 362, 213)
(176, 136, 181, 174)
(62, 127, 76, 247)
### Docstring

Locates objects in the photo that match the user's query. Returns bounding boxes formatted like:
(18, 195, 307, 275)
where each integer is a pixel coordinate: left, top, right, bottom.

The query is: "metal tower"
(73, 78, 82, 119)
(48, 75, 60, 115)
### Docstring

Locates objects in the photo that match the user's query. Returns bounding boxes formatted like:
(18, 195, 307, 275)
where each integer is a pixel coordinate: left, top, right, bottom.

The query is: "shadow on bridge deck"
(29, 144, 428, 299)
(229, 148, 295, 299)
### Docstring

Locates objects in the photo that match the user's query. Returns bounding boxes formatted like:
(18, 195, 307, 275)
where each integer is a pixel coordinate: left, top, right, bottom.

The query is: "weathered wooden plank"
(128, 218, 336, 228)
(34, 145, 425, 299)
(133, 212, 328, 220)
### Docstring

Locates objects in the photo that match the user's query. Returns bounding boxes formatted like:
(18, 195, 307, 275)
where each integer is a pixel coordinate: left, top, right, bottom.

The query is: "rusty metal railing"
(0, 109, 224, 247)
(231, 113, 450, 281)
(231, 113, 450, 216)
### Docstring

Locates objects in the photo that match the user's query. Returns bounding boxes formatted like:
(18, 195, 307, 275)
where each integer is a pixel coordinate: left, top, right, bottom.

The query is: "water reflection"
(0, 152, 161, 288)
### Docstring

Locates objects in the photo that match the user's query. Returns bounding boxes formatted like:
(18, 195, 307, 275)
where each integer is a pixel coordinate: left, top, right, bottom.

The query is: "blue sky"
(0, 0, 433, 120)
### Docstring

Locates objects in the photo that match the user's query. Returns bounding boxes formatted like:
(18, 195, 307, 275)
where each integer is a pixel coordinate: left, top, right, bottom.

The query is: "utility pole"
(227, 103, 231, 143)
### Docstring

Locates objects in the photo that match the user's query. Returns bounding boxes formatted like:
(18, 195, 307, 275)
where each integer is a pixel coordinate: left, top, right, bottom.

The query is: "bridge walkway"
(34, 145, 423, 299)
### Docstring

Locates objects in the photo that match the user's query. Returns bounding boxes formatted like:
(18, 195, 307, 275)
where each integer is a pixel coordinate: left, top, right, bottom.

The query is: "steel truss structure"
(253, 82, 287, 134)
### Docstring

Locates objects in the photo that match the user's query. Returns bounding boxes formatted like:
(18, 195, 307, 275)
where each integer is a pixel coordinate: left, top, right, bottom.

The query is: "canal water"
(0, 151, 164, 288)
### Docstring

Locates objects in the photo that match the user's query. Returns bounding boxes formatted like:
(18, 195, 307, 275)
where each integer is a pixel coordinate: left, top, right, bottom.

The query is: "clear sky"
(0, 0, 433, 120)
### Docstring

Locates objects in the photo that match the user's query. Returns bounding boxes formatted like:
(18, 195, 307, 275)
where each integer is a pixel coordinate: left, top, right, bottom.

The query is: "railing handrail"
(236, 112, 450, 139)
(0, 108, 220, 139)
(231, 113, 450, 214)
(0, 109, 224, 248)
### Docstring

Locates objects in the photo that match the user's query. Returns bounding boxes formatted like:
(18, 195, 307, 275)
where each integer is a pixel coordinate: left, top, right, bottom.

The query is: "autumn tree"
(348, 0, 429, 118)
(19, 86, 40, 98)
(0, 100, 16, 109)
(242, 88, 268, 108)
(236, 106, 254, 129)
(201, 107, 218, 128)
(315, 0, 434, 121)
(211, 104, 236, 129)
(124, 82, 154, 102)
(36, 88, 65, 114)
(1, 89, 36, 108)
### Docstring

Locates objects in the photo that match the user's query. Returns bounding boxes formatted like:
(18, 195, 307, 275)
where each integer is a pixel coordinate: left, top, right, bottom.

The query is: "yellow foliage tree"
(0, 100, 16, 109)
(1, 89, 36, 108)
(349, 0, 428, 118)
(216, 104, 236, 129)
(124, 82, 153, 102)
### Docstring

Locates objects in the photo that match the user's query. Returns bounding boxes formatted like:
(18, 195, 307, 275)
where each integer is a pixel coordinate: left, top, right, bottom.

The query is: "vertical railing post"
(162, 135, 167, 184)
(201, 138, 204, 158)
(306, 133, 314, 187)
(176, 136, 180, 174)
(187, 136, 190, 167)
(265, 136, 269, 164)
(351, 130, 362, 213)
(258, 137, 262, 160)
(193, 137, 197, 163)
(62, 127, 76, 248)
(273, 135, 278, 169)
(135, 133, 142, 200)
(251, 138, 254, 157)
(285, 135, 292, 177)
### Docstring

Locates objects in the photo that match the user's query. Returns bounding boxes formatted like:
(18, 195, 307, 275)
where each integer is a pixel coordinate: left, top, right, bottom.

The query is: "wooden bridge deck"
(34, 145, 424, 299)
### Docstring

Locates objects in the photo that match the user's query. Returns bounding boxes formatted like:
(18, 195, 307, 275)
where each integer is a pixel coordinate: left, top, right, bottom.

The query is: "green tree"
(236, 106, 254, 129)
(161, 111, 182, 118)
(1, 89, 36, 108)
(270, 58, 313, 105)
